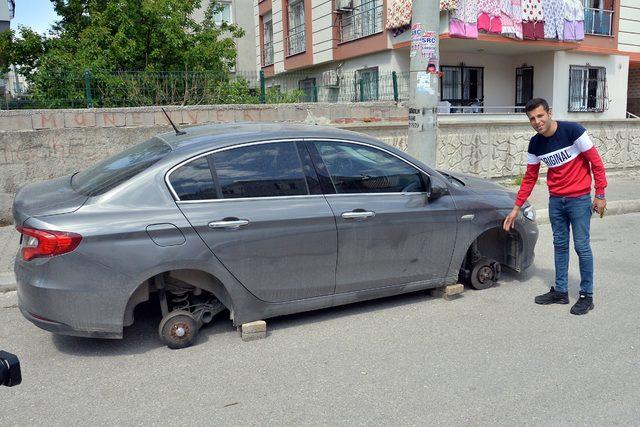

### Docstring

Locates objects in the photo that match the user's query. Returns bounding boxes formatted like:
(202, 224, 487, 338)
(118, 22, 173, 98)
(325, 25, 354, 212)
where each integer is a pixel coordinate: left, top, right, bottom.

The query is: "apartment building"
(193, 0, 257, 73)
(254, 0, 640, 119)
(0, 0, 13, 32)
(1, 0, 16, 96)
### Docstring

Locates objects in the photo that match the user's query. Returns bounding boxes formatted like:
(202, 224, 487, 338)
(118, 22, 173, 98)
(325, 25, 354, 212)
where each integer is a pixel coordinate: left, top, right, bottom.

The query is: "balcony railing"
(286, 24, 306, 56)
(339, 0, 383, 43)
(584, 7, 613, 36)
(262, 41, 274, 66)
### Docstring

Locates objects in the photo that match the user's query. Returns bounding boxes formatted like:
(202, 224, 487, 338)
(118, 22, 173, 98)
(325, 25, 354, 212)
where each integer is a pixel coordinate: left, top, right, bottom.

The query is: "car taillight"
(16, 227, 82, 261)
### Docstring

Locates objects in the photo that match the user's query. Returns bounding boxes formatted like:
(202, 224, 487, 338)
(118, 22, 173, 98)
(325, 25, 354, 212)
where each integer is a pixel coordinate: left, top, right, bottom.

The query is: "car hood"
(444, 171, 516, 197)
(12, 174, 89, 225)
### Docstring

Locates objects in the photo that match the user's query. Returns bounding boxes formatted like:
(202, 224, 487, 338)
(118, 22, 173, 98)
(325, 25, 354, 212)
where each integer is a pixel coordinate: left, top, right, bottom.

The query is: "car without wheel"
(13, 123, 538, 348)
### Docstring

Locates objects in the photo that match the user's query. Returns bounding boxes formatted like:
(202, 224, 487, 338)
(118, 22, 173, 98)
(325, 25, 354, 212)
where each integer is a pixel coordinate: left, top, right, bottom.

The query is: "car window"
(72, 137, 172, 197)
(212, 142, 309, 199)
(169, 156, 218, 201)
(314, 141, 425, 194)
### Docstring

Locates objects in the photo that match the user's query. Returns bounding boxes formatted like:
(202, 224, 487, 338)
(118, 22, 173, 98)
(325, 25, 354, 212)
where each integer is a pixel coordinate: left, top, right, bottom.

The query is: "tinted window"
(315, 141, 425, 194)
(169, 157, 218, 201)
(213, 142, 308, 199)
(72, 137, 172, 196)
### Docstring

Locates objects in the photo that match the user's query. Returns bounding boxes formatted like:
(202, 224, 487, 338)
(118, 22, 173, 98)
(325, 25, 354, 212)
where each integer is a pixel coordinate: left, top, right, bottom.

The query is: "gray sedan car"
(13, 123, 538, 348)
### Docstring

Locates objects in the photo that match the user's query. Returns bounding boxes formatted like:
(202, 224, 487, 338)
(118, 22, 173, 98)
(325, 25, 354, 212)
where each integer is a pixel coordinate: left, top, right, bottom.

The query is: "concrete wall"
(437, 117, 640, 178)
(2, 103, 640, 224)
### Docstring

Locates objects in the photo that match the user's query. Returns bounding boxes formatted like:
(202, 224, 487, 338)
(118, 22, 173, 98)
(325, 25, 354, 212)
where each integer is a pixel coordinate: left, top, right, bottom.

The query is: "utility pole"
(407, 0, 440, 167)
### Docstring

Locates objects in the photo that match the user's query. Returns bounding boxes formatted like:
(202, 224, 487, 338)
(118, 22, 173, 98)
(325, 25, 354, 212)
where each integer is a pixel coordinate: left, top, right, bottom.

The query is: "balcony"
(286, 24, 306, 56)
(262, 41, 274, 66)
(584, 7, 614, 36)
(339, 0, 383, 43)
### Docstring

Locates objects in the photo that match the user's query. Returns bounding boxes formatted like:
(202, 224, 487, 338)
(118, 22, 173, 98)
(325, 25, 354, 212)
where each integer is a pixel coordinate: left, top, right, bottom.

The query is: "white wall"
(312, 0, 334, 65)
(439, 52, 516, 108)
(272, 0, 286, 74)
(511, 52, 555, 107)
(552, 51, 629, 120)
(619, 0, 640, 53)
(0, 0, 9, 22)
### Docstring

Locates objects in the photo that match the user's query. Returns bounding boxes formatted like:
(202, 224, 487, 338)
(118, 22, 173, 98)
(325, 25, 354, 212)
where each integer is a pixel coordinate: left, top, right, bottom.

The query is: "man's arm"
(503, 156, 540, 231)
(576, 131, 608, 214)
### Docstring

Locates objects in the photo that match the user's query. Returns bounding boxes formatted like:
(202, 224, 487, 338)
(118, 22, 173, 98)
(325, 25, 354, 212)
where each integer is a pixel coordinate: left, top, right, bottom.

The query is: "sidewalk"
(2, 170, 640, 292)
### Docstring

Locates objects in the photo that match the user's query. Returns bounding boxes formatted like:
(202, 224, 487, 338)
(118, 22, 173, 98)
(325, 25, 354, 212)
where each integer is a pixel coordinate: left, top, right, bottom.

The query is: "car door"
(169, 140, 337, 303)
(309, 140, 458, 294)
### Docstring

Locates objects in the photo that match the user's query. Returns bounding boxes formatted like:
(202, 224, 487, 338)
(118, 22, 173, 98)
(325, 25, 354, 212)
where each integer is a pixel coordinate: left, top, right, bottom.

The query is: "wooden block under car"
(430, 284, 464, 301)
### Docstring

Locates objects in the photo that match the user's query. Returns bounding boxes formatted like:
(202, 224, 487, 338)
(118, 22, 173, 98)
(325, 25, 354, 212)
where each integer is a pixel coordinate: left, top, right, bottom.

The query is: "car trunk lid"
(12, 174, 89, 226)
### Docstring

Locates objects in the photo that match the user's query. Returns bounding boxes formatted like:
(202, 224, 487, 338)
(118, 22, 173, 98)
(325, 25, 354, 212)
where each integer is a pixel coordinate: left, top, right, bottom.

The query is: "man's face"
(526, 105, 553, 135)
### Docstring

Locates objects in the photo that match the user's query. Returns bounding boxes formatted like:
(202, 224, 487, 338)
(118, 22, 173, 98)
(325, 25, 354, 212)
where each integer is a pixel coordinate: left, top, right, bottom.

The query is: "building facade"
(194, 0, 257, 74)
(1, 0, 16, 96)
(254, 0, 640, 119)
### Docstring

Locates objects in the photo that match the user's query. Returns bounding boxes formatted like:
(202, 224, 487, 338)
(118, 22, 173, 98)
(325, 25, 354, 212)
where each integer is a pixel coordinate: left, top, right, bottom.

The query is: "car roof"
(155, 122, 383, 153)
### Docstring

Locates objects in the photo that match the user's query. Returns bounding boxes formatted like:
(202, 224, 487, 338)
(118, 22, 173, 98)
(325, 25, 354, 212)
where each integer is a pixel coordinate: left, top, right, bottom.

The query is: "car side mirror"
(423, 173, 448, 200)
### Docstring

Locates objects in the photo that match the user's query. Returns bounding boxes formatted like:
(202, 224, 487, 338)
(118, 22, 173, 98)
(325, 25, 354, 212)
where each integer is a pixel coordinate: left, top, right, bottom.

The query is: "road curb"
(535, 198, 640, 225)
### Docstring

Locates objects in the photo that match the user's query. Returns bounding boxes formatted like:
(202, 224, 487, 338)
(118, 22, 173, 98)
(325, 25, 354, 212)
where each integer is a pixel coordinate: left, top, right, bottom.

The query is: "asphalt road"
(1, 213, 639, 426)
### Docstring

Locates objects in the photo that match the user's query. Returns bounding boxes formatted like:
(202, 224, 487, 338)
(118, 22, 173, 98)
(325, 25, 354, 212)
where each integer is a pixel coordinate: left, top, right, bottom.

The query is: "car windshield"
(71, 137, 172, 196)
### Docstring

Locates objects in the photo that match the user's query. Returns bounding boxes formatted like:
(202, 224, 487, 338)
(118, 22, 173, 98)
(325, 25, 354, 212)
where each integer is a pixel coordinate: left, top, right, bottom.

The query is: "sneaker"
(570, 294, 594, 315)
(534, 287, 569, 305)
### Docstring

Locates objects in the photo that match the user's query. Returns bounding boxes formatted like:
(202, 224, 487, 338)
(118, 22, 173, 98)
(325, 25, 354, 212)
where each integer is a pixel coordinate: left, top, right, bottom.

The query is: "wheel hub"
(170, 322, 190, 340)
(477, 266, 493, 283)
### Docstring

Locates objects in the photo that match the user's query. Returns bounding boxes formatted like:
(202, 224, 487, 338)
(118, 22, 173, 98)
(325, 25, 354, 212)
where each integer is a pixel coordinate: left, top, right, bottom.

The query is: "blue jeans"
(548, 194, 594, 296)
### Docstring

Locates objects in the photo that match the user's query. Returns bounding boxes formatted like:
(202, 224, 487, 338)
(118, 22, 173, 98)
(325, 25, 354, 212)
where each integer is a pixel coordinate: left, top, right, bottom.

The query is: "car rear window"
(71, 137, 172, 196)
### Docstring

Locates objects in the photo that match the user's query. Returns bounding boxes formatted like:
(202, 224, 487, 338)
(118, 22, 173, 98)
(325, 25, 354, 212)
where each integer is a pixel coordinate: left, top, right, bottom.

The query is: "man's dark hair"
(525, 98, 550, 113)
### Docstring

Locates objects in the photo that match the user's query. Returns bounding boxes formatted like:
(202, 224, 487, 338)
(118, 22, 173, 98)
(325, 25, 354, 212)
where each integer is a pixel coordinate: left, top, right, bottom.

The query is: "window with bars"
(299, 78, 317, 102)
(440, 65, 484, 106)
(339, 0, 383, 43)
(355, 67, 379, 101)
(262, 13, 274, 66)
(287, 0, 306, 56)
(569, 66, 607, 112)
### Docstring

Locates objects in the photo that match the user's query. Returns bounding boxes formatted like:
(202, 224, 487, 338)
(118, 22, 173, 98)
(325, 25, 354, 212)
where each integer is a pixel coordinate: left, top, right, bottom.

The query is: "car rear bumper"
(14, 253, 134, 339)
(18, 305, 121, 339)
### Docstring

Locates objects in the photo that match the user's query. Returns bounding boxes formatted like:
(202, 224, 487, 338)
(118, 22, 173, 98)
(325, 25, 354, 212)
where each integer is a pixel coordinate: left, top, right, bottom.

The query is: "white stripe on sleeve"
(574, 131, 594, 152)
(527, 152, 541, 165)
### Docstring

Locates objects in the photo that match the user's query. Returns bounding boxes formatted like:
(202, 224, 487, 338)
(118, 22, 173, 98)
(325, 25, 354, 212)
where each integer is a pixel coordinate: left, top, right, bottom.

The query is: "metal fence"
(1, 69, 411, 110)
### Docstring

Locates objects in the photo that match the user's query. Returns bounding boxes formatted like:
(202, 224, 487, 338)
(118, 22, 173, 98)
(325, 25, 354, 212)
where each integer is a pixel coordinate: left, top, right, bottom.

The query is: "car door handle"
(341, 210, 376, 220)
(208, 218, 250, 229)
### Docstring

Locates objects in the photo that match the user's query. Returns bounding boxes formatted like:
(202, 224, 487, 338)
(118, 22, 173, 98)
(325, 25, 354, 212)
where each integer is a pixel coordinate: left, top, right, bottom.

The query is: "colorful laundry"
(386, 0, 412, 30)
(542, 0, 565, 40)
(501, 0, 523, 39)
(440, 0, 459, 11)
(478, 0, 502, 33)
(563, 0, 585, 40)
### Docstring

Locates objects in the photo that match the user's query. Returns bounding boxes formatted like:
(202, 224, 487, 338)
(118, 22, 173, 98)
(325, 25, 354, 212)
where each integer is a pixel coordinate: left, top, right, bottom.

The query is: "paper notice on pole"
(416, 71, 431, 93)
(421, 31, 438, 60)
(410, 23, 424, 58)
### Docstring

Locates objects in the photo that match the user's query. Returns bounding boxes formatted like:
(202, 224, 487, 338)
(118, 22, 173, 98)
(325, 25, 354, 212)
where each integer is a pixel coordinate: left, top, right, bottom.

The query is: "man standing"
(503, 98, 607, 315)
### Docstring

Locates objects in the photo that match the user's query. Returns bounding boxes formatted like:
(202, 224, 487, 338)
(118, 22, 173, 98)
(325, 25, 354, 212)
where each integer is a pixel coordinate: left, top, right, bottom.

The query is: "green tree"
(2, 0, 247, 106)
